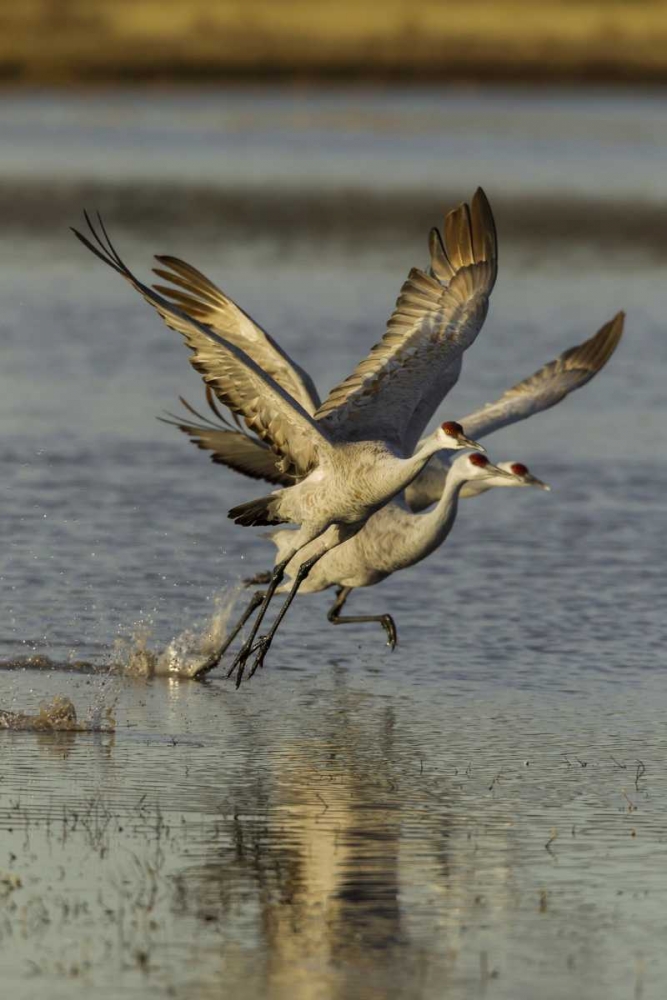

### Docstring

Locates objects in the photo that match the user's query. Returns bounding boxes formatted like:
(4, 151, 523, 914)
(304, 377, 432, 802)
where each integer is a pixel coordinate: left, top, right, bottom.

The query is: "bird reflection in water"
(178, 689, 468, 999)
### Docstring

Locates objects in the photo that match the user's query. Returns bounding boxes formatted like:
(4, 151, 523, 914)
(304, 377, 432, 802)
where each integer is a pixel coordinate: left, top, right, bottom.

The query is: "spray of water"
(112, 584, 243, 679)
(0, 587, 244, 728)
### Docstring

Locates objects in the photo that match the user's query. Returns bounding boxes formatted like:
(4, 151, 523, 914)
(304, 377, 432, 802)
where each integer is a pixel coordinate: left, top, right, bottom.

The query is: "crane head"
(439, 420, 485, 453)
(502, 461, 551, 490)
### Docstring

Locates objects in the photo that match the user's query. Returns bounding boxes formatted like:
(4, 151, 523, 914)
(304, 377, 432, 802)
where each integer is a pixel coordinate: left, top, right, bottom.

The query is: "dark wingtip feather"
(571, 311, 625, 373)
(428, 226, 455, 281)
(205, 383, 232, 426)
(437, 189, 497, 285)
(228, 494, 286, 527)
(71, 213, 126, 277)
(470, 187, 497, 276)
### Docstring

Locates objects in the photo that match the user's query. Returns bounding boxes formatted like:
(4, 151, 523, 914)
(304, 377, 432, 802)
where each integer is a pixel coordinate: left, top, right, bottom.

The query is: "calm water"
(1, 87, 666, 999)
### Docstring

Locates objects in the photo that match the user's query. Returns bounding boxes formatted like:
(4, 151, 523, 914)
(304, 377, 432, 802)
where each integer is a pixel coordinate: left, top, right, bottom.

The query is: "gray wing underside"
(405, 311, 624, 512)
(315, 189, 497, 454)
(152, 255, 321, 414)
(458, 311, 625, 441)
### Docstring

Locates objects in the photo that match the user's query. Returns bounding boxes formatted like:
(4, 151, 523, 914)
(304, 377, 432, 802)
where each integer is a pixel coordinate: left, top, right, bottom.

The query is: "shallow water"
(1, 86, 666, 998)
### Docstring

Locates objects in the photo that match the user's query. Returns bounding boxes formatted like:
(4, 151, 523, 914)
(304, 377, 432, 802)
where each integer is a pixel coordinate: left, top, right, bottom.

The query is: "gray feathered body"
(231, 438, 441, 533)
(271, 502, 416, 592)
(272, 467, 466, 594)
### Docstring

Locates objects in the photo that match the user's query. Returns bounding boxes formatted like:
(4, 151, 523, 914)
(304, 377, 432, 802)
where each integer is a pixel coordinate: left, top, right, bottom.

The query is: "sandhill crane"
(165, 312, 622, 678)
(266, 453, 547, 639)
(73, 189, 496, 683)
(167, 312, 623, 508)
(192, 453, 546, 679)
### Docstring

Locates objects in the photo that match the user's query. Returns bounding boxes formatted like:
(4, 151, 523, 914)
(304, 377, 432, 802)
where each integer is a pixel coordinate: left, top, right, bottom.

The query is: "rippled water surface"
(1, 87, 666, 999)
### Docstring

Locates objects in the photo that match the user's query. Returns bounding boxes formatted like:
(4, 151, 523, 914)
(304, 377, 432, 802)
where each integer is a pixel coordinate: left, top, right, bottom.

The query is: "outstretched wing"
(316, 189, 497, 454)
(152, 255, 320, 414)
(72, 215, 327, 475)
(459, 311, 625, 441)
(404, 312, 625, 512)
(160, 390, 292, 485)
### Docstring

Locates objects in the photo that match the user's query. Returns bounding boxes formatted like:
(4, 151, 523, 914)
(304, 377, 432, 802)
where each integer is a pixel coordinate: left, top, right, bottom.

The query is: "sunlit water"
(1, 87, 666, 999)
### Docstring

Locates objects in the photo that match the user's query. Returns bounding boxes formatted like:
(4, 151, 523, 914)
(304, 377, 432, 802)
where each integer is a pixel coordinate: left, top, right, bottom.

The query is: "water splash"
(113, 585, 242, 679)
(1, 586, 244, 681)
(0, 694, 115, 732)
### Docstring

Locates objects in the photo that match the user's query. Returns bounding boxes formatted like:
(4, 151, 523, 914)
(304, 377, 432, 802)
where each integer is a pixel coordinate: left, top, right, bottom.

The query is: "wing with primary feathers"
(152, 255, 321, 414)
(404, 311, 624, 512)
(458, 312, 625, 441)
(71, 214, 327, 475)
(315, 189, 497, 454)
(160, 390, 292, 485)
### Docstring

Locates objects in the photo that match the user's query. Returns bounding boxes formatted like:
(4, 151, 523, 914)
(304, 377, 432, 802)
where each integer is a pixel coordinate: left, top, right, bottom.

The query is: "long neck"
(366, 433, 451, 509)
(393, 431, 447, 490)
(403, 467, 467, 563)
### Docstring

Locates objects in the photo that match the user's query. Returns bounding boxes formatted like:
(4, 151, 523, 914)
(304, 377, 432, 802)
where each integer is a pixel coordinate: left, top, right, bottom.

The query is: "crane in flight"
(164, 313, 623, 681)
(73, 189, 497, 683)
(196, 454, 547, 682)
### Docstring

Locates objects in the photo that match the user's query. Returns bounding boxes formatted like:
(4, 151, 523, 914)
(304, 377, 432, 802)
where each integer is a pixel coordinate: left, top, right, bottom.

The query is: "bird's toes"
(248, 636, 271, 679)
(227, 642, 254, 687)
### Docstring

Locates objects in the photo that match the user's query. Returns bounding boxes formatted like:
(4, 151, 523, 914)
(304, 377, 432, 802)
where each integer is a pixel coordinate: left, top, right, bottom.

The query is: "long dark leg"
(192, 590, 266, 680)
(327, 586, 398, 649)
(239, 551, 328, 685)
(226, 552, 302, 686)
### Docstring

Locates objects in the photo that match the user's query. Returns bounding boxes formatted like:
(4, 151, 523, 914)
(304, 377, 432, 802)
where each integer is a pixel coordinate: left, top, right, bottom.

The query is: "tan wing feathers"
(160, 408, 290, 485)
(469, 188, 497, 274)
(565, 310, 624, 371)
(316, 258, 491, 449)
(152, 284, 211, 316)
(445, 202, 473, 270)
(430, 188, 497, 289)
(151, 255, 321, 415)
(316, 268, 444, 419)
(72, 214, 325, 476)
(154, 256, 229, 308)
(315, 190, 498, 449)
(428, 227, 455, 283)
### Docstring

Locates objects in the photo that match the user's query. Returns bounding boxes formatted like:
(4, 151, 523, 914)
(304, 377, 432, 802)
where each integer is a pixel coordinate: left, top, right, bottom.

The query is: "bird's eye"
(442, 420, 463, 436)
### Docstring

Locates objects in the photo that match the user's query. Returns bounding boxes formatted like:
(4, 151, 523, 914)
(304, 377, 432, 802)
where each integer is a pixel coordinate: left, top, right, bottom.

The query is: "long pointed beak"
(525, 474, 551, 491)
(459, 435, 485, 453)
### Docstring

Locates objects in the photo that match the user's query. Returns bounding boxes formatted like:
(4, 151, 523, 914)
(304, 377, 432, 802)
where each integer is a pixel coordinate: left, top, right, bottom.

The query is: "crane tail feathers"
(228, 494, 287, 527)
